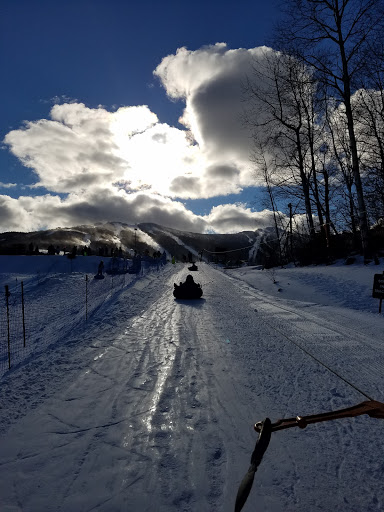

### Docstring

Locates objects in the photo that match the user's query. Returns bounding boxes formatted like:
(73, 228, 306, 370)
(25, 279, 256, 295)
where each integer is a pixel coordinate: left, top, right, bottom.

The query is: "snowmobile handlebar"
(235, 400, 384, 511)
(254, 400, 384, 433)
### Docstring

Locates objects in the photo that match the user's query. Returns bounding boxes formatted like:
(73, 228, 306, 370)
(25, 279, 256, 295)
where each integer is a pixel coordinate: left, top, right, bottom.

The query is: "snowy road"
(0, 263, 383, 511)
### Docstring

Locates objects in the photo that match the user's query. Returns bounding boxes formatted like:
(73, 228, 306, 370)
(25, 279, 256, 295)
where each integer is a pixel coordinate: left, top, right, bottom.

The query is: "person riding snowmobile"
(173, 274, 202, 299)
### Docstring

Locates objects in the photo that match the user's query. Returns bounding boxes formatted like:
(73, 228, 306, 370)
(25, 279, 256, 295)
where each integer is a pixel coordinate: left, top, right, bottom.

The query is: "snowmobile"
(94, 273, 105, 280)
(173, 275, 203, 299)
(188, 263, 198, 271)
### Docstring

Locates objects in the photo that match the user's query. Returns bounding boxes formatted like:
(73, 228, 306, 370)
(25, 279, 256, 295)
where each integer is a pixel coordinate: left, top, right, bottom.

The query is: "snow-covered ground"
(0, 255, 384, 512)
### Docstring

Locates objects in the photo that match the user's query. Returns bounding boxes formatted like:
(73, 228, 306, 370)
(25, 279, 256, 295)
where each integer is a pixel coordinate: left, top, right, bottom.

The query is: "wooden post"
(381, 271, 384, 314)
(85, 275, 88, 321)
(21, 281, 26, 347)
(5, 285, 11, 369)
(288, 203, 293, 261)
(372, 272, 384, 313)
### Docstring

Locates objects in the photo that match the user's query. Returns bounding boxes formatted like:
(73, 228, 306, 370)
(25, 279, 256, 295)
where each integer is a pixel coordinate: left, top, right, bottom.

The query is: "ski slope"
(0, 261, 383, 512)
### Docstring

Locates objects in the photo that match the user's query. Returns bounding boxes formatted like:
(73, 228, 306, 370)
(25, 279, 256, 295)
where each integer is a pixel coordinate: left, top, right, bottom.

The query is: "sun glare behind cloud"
(119, 123, 204, 196)
(2, 43, 279, 234)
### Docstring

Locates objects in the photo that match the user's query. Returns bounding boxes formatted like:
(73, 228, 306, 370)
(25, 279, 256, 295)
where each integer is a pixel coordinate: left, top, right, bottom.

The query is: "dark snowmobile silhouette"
(173, 274, 203, 299)
(188, 263, 198, 271)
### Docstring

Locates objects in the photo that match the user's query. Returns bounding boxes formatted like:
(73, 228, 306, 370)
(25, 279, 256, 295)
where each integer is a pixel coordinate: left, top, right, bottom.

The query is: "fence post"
(21, 281, 26, 347)
(85, 275, 88, 321)
(5, 285, 11, 369)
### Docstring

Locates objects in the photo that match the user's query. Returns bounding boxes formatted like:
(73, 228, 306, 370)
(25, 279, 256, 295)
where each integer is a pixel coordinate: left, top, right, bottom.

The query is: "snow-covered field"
(0, 255, 384, 512)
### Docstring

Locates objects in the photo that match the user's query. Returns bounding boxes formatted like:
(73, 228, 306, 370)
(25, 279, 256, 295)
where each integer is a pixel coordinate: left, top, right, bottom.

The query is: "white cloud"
(206, 204, 280, 233)
(0, 195, 36, 232)
(154, 43, 272, 185)
(2, 43, 281, 234)
(4, 103, 158, 194)
(118, 122, 204, 196)
(0, 190, 278, 235)
(0, 182, 17, 188)
(0, 189, 207, 233)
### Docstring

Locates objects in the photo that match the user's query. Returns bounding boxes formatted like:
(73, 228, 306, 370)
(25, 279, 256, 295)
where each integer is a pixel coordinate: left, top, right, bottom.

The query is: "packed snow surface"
(0, 256, 384, 512)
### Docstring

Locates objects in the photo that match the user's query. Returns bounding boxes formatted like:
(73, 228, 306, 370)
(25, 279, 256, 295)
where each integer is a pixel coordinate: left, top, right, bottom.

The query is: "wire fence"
(0, 255, 166, 379)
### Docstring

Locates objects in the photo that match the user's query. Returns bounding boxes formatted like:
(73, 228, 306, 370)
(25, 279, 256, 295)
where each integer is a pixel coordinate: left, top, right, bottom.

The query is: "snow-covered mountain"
(0, 221, 278, 264)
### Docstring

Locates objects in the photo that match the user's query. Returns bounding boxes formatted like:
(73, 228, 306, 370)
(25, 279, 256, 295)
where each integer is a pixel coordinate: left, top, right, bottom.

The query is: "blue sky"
(0, 0, 281, 233)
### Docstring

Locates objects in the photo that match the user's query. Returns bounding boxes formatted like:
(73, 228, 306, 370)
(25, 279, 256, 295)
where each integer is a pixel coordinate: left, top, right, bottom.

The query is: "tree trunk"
(337, 12, 371, 259)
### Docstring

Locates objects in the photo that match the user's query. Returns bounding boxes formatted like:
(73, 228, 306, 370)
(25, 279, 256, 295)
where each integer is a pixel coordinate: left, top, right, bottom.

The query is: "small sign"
(372, 273, 384, 299)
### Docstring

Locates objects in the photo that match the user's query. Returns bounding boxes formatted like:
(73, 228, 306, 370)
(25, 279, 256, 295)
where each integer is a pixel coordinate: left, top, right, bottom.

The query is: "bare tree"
(243, 50, 318, 239)
(324, 97, 361, 244)
(352, 87, 384, 221)
(274, 0, 384, 259)
(250, 136, 285, 264)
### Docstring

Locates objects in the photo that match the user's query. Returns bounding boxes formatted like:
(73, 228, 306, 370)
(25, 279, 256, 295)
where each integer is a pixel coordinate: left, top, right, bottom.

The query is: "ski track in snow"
(0, 263, 383, 511)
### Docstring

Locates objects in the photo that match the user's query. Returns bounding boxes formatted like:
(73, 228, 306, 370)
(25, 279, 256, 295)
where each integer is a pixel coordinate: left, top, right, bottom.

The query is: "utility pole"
(288, 203, 293, 261)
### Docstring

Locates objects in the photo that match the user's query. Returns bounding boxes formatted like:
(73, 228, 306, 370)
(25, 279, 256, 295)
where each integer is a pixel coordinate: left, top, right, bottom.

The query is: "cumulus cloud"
(206, 204, 280, 233)
(0, 189, 207, 233)
(154, 43, 272, 185)
(2, 43, 280, 234)
(0, 182, 17, 188)
(0, 189, 279, 235)
(0, 195, 34, 231)
(4, 103, 157, 193)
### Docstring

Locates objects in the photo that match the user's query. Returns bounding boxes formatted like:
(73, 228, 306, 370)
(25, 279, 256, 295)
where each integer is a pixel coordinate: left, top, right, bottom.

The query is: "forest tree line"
(244, 0, 384, 264)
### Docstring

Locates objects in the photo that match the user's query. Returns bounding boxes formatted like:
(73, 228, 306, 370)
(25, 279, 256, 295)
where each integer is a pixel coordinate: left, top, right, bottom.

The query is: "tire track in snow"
(223, 273, 384, 402)
(119, 279, 223, 510)
(195, 264, 384, 512)
(113, 265, 251, 511)
(1, 263, 383, 511)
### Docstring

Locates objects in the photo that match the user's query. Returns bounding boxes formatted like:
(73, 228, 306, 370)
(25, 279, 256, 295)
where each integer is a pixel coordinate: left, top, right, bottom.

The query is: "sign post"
(372, 272, 384, 313)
